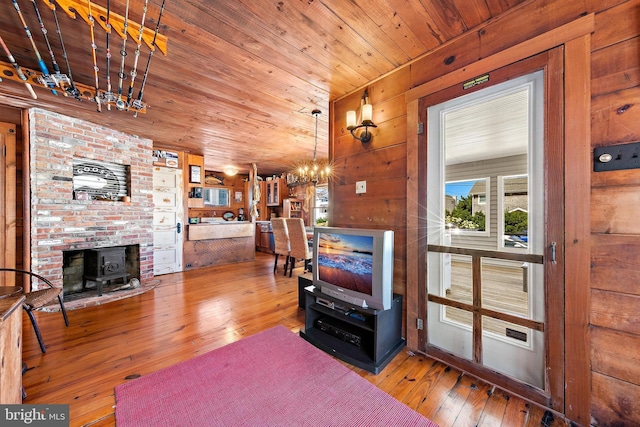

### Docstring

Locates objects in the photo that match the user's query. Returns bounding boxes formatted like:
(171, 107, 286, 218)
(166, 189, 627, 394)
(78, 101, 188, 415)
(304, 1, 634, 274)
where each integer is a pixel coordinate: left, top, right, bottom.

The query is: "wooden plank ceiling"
(0, 0, 525, 175)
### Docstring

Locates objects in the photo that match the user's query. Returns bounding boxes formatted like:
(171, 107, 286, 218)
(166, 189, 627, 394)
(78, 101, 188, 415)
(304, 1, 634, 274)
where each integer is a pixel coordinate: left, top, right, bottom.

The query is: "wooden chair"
(285, 218, 312, 277)
(0, 268, 69, 353)
(271, 218, 290, 275)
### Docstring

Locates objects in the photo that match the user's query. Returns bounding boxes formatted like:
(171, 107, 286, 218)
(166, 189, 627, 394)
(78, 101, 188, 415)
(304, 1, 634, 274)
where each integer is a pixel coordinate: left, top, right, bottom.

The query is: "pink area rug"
(115, 325, 437, 426)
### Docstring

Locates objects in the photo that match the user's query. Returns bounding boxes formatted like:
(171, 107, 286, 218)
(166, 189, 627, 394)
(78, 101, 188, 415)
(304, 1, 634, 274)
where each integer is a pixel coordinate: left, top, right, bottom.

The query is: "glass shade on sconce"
(361, 104, 373, 123)
(346, 110, 357, 128)
(346, 90, 376, 143)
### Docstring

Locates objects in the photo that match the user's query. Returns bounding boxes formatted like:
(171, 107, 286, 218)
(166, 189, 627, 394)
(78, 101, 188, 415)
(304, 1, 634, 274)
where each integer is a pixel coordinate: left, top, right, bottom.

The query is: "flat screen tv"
(312, 226, 394, 311)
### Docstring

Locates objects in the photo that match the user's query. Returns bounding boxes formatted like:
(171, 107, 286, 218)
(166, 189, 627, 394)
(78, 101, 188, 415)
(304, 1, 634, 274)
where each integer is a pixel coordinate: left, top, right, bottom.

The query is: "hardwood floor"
(21, 252, 568, 427)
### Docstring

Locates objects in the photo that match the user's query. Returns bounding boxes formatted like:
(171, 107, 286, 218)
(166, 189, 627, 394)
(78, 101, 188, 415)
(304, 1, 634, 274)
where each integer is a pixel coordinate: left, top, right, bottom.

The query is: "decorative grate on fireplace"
(83, 247, 129, 296)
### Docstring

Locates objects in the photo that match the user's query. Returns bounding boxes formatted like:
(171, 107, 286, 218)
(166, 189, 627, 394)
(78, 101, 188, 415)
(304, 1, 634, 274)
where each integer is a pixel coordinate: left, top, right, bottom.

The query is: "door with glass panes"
(420, 50, 564, 407)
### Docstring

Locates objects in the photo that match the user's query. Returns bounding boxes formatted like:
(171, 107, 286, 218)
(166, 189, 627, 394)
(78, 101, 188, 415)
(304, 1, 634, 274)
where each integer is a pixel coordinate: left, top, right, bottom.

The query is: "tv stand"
(300, 286, 405, 374)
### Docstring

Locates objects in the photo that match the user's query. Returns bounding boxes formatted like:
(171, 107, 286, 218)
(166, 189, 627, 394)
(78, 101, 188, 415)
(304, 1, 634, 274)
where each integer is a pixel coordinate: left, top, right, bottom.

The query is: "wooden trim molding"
(405, 97, 425, 350)
(21, 110, 30, 274)
(405, 13, 595, 103)
(562, 34, 592, 426)
(0, 122, 16, 269)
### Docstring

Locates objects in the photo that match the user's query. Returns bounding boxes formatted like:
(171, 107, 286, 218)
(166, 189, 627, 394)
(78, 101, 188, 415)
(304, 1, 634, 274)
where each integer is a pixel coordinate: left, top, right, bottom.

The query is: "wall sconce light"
(346, 89, 377, 143)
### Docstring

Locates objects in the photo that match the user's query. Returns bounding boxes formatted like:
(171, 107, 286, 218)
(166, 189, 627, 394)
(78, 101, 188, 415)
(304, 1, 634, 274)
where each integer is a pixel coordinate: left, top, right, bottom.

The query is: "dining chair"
(285, 218, 312, 277)
(0, 268, 69, 353)
(271, 218, 290, 275)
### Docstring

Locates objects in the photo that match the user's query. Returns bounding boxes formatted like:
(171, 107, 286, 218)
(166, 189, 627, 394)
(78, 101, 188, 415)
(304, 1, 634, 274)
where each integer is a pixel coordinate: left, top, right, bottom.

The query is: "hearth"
(83, 247, 130, 296)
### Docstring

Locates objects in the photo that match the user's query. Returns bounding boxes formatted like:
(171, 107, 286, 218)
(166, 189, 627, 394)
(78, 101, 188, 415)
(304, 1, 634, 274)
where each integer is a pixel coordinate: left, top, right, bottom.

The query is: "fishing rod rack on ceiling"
(0, 0, 169, 115)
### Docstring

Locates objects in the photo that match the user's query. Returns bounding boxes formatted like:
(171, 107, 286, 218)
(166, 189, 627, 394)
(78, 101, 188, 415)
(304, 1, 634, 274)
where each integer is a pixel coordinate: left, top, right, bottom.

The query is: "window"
(445, 178, 489, 235)
(499, 175, 529, 250)
(314, 184, 328, 226)
(204, 188, 230, 207)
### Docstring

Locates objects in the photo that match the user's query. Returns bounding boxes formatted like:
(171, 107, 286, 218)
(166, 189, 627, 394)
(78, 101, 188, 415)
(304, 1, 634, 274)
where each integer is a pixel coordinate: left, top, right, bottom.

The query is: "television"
(312, 226, 394, 311)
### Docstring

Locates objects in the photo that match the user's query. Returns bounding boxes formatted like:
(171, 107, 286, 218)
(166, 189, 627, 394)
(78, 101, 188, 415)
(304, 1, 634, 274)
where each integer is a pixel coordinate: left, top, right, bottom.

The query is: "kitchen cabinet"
(255, 221, 273, 253)
(266, 178, 285, 206)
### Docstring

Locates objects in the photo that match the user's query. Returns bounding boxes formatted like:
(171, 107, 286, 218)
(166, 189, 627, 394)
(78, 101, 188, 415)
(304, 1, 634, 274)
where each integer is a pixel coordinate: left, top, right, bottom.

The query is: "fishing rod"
(115, 0, 130, 110)
(126, 0, 149, 108)
(131, 0, 166, 116)
(103, 0, 114, 110)
(50, 2, 81, 99)
(0, 33, 37, 99)
(87, 0, 101, 112)
(10, 0, 57, 95)
(29, 0, 60, 74)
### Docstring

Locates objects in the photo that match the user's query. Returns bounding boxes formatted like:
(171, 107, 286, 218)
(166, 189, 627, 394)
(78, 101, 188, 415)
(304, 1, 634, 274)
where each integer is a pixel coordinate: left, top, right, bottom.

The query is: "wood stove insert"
(83, 247, 129, 296)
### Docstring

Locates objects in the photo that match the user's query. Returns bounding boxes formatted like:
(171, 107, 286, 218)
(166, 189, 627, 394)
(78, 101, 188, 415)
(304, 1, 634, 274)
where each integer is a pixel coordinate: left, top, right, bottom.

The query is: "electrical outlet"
(355, 181, 366, 194)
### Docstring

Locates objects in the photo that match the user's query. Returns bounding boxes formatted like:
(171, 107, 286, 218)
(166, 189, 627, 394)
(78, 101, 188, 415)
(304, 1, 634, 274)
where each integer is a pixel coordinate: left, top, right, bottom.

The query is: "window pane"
(480, 258, 529, 319)
(445, 178, 488, 233)
(501, 175, 529, 249)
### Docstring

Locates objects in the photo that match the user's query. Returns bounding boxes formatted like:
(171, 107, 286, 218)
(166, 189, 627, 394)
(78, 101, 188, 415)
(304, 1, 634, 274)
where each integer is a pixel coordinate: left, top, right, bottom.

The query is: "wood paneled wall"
(330, 0, 640, 425)
(588, 0, 640, 425)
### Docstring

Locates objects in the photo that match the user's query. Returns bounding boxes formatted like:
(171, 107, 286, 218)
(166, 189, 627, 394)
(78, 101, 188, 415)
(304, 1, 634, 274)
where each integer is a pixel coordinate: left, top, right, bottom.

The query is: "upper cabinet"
(266, 178, 285, 206)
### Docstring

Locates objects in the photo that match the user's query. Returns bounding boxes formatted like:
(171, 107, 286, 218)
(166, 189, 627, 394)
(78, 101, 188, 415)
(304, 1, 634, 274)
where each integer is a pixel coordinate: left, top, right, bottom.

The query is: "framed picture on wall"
(190, 165, 201, 183)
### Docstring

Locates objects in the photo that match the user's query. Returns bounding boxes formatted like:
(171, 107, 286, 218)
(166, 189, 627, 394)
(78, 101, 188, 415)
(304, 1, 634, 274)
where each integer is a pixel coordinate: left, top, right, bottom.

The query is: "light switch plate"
(356, 181, 366, 194)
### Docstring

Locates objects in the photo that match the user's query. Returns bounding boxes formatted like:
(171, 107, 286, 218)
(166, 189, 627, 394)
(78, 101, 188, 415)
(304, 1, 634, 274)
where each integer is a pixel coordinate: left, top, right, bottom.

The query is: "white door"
(153, 167, 183, 275)
(425, 65, 561, 391)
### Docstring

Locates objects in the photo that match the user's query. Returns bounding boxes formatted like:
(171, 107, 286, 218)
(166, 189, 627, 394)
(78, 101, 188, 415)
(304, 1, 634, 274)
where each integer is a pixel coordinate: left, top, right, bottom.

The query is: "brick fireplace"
(29, 108, 155, 300)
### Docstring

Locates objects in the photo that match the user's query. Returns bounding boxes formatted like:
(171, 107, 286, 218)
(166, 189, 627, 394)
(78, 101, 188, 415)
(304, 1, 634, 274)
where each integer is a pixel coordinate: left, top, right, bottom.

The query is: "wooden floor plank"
(451, 379, 494, 427)
(415, 367, 465, 419)
(476, 387, 509, 426)
(19, 252, 566, 427)
(431, 373, 476, 426)
(502, 393, 530, 426)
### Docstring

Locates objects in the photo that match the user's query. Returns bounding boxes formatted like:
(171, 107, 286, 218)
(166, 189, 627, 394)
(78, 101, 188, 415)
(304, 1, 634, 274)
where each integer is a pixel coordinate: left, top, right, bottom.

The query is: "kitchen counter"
(184, 222, 255, 270)
(188, 222, 253, 241)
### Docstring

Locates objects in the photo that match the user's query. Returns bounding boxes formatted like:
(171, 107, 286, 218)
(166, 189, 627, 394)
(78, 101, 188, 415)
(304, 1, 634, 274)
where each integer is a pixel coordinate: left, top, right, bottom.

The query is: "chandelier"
(288, 109, 331, 185)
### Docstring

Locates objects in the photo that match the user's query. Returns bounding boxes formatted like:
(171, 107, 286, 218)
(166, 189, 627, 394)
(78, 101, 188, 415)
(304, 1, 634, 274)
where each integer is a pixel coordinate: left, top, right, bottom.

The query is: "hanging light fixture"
(289, 109, 331, 185)
(346, 89, 376, 143)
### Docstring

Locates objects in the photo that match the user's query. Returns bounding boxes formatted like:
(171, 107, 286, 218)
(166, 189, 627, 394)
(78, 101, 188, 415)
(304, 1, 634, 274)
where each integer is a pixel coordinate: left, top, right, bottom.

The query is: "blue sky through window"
(445, 180, 476, 200)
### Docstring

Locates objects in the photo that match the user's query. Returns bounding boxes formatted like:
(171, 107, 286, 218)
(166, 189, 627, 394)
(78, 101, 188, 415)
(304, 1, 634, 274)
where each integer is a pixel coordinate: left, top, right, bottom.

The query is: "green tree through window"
(446, 195, 486, 231)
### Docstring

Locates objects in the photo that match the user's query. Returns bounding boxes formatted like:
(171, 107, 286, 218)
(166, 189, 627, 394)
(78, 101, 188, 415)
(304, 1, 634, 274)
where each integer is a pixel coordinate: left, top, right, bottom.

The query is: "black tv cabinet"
(299, 286, 405, 374)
